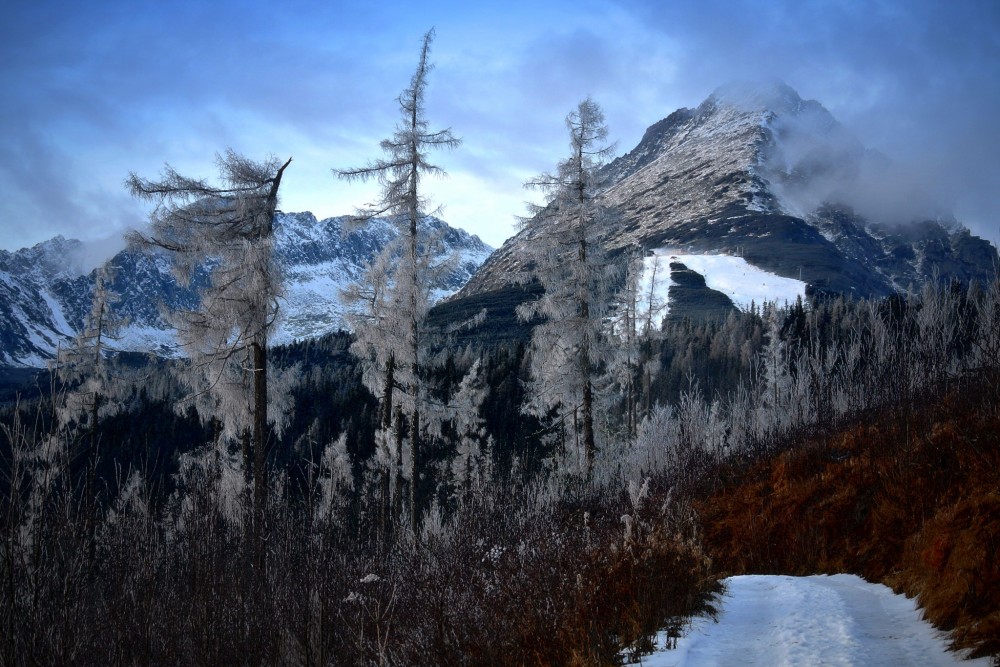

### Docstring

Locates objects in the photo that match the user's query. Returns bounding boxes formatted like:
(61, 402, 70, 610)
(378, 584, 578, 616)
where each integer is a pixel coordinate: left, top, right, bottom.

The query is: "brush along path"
(630, 574, 989, 666)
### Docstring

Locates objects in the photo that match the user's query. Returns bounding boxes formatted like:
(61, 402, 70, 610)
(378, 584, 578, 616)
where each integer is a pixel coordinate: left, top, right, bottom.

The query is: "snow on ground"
(628, 574, 990, 667)
(41, 288, 76, 339)
(638, 250, 808, 322)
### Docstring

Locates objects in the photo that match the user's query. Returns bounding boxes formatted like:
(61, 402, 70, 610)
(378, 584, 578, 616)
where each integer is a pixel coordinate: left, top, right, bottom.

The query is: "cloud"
(77, 233, 130, 273)
(0, 0, 996, 253)
(611, 0, 1000, 243)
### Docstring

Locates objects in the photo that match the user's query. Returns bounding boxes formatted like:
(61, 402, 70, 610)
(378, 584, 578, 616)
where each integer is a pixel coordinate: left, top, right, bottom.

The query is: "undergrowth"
(0, 437, 720, 666)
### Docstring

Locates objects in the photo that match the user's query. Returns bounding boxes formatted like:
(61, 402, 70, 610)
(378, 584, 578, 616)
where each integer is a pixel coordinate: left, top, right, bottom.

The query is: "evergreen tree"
(53, 264, 127, 448)
(446, 359, 492, 502)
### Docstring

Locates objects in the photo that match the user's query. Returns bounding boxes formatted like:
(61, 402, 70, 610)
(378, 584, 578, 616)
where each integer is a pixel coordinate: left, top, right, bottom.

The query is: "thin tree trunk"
(581, 354, 595, 477)
(252, 338, 268, 571)
(381, 356, 395, 430)
(394, 408, 405, 526)
(578, 236, 595, 477)
(380, 355, 395, 543)
(643, 356, 652, 420)
(409, 408, 420, 530)
(408, 165, 422, 533)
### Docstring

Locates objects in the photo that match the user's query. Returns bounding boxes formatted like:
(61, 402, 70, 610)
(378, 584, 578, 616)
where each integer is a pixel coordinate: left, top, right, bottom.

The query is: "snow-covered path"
(629, 574, 991, 666)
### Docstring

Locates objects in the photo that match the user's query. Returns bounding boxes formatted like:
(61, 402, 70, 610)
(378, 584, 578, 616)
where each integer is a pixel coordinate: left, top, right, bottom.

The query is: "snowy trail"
(629, 574, 991, 666)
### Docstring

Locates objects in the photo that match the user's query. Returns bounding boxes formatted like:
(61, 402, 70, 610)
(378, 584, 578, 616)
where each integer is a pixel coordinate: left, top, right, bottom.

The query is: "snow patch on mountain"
(665, 250, 807, 310)
(112, 326, 180, 358)
(638, 249, 807, 321)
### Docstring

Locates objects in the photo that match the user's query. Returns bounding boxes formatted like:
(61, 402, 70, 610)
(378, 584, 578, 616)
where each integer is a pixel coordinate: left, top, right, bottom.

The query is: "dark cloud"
(612, 0, 1000, 243)
(0, 0, 996, 254)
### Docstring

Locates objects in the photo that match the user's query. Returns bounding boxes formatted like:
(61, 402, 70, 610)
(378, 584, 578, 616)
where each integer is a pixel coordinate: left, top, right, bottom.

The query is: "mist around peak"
(715, 81, 960, 229)
(709, 79, 808, 115)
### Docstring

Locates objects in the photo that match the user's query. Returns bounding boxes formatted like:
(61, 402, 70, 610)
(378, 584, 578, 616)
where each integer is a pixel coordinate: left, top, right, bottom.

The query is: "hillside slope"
(695, 380, 1000, 659)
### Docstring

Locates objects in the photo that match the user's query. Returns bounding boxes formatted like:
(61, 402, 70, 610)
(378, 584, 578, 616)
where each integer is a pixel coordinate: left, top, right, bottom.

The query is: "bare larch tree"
(335, 29, 460, 530)
(126, 150, 292, 554)
(517, 98, 618, 478)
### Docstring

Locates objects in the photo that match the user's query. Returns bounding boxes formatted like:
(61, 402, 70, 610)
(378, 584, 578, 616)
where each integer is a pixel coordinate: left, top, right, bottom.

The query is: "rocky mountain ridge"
(0, 213, 492, 367)
(458, 82, 997, 303)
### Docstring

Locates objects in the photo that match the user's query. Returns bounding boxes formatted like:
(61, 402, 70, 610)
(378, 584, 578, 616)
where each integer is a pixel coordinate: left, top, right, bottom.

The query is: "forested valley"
(4, 276, 1000, 664)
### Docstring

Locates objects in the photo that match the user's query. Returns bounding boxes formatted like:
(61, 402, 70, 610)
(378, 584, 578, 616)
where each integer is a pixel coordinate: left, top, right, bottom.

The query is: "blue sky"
(1, 0, 998, 262)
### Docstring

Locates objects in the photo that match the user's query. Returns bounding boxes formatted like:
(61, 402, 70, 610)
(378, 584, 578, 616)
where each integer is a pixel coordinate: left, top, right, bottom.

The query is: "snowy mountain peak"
(5, 235, 87, 282)
(0, 213, 492, 367)
(457, 83, 996, 311)
(709, 80, 809, 115)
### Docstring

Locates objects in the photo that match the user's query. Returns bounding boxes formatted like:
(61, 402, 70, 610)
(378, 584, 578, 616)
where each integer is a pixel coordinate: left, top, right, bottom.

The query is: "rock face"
(458, 81, 997, 303)
(0, 213, 492, 367)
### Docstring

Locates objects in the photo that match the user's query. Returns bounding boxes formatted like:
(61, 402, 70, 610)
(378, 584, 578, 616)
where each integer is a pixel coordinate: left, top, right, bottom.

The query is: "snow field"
(637, 249, 808, 322)
(628, 574, 990, 667)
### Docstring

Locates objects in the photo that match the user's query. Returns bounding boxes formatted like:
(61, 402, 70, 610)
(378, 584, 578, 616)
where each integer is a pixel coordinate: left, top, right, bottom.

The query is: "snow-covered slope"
(0, 237, 89, 367)
(458, 81, 997, 305)
(271, 214, 491, 345)
(0, 213, 492, 367)
(629, 574, 990, 666)
(639, 249, 807, 322)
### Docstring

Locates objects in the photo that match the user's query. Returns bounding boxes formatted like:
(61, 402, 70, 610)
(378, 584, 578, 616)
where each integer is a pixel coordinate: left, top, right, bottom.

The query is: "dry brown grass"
(695, 387, 1000, 659)
(899, 494, 1000, 658)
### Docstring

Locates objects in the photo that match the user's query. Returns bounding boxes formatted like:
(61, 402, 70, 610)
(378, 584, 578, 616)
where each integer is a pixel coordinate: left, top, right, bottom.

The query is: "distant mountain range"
(452, 81, 997, 325)
(4, 81, 997, 365)
(0, 213, 492, 367)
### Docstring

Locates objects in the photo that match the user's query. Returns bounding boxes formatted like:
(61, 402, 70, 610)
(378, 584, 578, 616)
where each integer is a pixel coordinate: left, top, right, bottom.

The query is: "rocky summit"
(457, 81, 997, 306)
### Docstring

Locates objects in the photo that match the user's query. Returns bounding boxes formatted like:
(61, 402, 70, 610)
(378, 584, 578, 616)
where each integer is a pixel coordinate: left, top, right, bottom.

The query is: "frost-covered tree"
(335, 29, 460, 529)
(607, 248, 668, 439)
(754, 306, 795, 438)
(315, 433, 354, 521)
(446, 359, 492, 501)
(339, 245, 406, 535)
(517, 98, 618, 478)
(972, 275, 1000, 396)
(606, 250, 642, 440)
(53, 265, 127, 448)
(126, 150, 292, 544)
